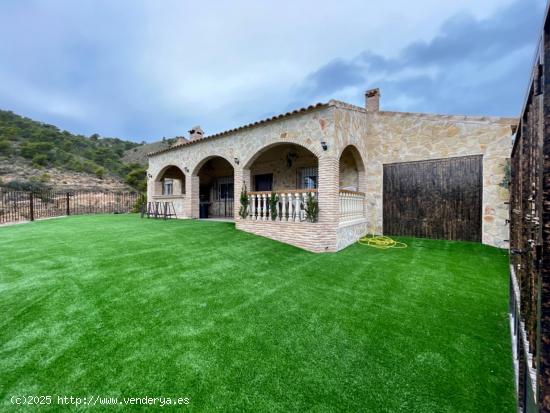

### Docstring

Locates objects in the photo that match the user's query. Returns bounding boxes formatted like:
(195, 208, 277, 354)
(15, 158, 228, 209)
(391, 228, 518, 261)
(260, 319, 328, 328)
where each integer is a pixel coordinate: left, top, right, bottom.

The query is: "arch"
(153, 165, 186, 195)
(195, 155, 235, 219)
(192, 154, 234, 177)
(242, 140, 321, 171)
(338, 144, 366, 192)
(244, 142, 319, 192)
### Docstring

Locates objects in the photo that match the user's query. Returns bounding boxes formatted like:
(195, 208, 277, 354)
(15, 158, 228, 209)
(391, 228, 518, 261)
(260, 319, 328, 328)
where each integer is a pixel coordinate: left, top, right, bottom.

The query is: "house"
(147, 89, 516, 252)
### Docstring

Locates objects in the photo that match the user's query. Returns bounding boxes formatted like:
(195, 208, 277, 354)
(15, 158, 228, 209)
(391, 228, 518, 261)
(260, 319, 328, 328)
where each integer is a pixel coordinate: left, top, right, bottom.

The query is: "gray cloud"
(294, 0, 546, 117)
(0, 1, 543, 141)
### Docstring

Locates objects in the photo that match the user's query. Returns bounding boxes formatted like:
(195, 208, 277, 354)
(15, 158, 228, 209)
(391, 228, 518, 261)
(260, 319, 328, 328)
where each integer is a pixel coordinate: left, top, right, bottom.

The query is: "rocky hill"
(121, 138, 175, 167)
(0, 110, 150, 192)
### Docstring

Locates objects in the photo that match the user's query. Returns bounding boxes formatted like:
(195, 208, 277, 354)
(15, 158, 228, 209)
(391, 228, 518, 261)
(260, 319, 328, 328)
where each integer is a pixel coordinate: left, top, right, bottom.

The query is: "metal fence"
(508, 4, 550, 411)
(0, 190, 141, 225)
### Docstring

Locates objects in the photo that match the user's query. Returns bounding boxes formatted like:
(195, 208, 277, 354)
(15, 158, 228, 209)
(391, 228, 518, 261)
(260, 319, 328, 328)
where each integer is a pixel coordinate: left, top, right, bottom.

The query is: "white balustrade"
(245, 190, 317, 223)
(248, 194, 255, 220)
(293, 193, 299, 222)
(339, 190, 365, 222)
(262, 194, 267, 221)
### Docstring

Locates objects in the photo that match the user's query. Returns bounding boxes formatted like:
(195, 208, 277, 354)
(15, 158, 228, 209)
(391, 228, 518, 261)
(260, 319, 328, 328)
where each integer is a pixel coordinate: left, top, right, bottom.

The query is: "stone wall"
(360, 110, 515, 248)
(336, 219, 368, 250)
(238, 220, 337, 252)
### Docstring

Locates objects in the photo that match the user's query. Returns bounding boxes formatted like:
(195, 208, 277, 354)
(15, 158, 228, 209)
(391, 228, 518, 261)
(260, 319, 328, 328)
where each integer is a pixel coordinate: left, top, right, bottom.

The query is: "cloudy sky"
(0, 0, 546, 142)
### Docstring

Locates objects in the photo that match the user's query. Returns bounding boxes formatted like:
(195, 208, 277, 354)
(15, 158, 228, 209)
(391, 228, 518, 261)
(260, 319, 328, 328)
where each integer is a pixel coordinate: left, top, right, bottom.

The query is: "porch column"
(146, 172, 158, 202)
(234, 167, 251, 221)
(187, 173, 200, 218)
(317, 156, 339, 245)
(173, 179, 183, 195)
(357, 166, 368, 220)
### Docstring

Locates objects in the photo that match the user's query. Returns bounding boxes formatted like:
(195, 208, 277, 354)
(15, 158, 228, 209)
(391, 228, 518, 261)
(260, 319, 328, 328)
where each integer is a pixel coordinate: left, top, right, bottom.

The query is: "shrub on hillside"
(94, 167, 105, 179)
(125, 167, 147, 192)
(5, 178, 51, 192)
(32, 153, 49, 167)
(20, 141, 54, 159)
(0, 139, 11, 155)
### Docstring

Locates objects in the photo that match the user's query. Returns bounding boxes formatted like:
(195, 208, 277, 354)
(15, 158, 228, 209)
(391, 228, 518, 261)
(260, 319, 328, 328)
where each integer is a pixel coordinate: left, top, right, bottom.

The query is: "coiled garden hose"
(358, 234, 407, 249)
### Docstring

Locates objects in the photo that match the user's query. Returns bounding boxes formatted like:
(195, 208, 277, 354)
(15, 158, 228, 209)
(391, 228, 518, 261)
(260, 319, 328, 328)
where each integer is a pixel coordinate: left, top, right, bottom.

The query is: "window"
(299, 167, 318, 189)
(254, 174, 273, 192)
(219, 183, 234, 200)
(163, 179, 173, 195)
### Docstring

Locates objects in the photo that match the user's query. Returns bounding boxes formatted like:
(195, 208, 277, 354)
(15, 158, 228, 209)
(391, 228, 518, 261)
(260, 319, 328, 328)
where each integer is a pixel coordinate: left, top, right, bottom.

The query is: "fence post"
(66, 192, 70, 216)
(29, 192, 34, 221)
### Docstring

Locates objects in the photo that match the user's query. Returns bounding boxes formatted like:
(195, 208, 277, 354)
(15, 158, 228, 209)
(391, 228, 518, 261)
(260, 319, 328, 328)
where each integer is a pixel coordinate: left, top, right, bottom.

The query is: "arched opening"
(196, 156, 234, 219)
(244, 143, 319, 222)
(339, 145, 365, 192)
(247, 143, 319, 192)
(154, 165, 186, 196)
(338, 145, 366, 222)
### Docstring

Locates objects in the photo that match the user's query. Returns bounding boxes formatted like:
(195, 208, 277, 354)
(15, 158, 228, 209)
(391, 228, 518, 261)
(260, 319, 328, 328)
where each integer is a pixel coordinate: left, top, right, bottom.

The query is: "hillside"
(121, 138, 175, 167)
(0, 110, 149, 192)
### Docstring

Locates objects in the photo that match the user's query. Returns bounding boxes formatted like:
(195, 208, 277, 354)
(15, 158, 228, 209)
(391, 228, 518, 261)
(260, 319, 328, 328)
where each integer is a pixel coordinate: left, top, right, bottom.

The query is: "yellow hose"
(358, 234, 407, 249)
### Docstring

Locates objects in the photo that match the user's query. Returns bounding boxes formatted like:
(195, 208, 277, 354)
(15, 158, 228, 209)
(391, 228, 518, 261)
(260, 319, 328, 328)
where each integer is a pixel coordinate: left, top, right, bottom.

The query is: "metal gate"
(210, 176, 234, 218)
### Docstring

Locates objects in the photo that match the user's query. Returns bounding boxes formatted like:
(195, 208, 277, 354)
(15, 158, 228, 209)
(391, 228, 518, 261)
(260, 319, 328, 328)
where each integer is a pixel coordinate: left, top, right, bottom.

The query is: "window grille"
(299, 167, 318, 189)
(215, 176, 234, 200)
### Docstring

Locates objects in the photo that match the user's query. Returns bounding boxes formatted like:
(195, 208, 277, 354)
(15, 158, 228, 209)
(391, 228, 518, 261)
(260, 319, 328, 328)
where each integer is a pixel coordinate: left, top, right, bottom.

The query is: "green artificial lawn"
(0, 215, 515, 412)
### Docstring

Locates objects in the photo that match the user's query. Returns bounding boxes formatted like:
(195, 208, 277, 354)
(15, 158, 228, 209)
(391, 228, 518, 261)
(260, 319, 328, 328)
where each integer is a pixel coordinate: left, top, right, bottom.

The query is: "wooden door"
(383, 156, 482, 242)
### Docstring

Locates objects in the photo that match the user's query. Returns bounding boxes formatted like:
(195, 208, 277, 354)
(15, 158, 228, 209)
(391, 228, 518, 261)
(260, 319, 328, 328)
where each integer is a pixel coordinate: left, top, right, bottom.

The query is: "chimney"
(365, 88, 380, 112)
(188, 126, 204, 141)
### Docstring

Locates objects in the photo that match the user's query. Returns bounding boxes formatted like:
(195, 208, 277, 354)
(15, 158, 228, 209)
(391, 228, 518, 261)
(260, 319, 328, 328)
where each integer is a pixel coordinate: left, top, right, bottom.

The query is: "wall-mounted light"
(321, 141, 328, 151)
(184, 167, 189, 173)
(286, 151, 298, 168)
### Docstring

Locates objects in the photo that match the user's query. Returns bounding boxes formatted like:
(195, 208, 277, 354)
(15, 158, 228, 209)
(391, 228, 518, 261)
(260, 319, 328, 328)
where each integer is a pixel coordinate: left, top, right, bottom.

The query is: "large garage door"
(383, 155, 482, 242)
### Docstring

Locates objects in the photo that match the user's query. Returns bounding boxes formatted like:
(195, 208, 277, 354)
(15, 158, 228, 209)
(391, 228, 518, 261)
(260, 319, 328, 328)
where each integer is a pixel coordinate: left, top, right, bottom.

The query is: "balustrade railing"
(339, 189, 365, 222)
(247, 189, 317, 222)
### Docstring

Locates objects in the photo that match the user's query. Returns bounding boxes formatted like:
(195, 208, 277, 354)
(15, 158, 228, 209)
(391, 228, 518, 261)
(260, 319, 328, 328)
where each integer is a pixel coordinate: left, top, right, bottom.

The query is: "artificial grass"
(0, 214, 515, 412)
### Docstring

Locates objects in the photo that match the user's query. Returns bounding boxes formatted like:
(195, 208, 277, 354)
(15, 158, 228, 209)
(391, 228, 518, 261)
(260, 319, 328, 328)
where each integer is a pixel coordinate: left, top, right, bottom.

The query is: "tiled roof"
(147, 101, 331, 157)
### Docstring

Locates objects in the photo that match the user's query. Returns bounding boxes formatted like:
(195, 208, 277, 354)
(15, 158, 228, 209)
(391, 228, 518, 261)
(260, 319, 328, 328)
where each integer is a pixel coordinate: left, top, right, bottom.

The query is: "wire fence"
(0, 190, 141, 225)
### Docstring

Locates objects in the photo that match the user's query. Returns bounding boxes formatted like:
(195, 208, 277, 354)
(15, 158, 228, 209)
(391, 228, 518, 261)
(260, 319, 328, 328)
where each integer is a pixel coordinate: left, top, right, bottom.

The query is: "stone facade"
(147, 97, 516, 252)
(363, 111, 514, 247)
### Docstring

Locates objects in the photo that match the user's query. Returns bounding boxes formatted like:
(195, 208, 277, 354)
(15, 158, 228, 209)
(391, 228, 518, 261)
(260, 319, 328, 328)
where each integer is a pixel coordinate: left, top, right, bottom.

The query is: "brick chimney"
(188, 126, 204, 141)
(365, 88, 380, 112)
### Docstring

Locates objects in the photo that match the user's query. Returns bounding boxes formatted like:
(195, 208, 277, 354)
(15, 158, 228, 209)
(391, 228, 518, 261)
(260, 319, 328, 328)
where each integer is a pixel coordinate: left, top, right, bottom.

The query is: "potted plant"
(304, 192, 319, 223)
(269, 192, 279, 220)
(239, 183, 249, 219)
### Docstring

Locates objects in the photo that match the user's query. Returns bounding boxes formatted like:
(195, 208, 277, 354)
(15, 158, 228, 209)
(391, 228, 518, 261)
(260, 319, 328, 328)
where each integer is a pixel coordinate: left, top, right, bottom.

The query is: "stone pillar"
(357, 169, 367, 191)
(317, 156, 339, 249)
(365, 158, 383, 235)
(357, 168, 367, 219)
(147, 175, 160, 198)
(146, 173, 155, 209)
(234, 167, 251, 221)
(173, 179, 182, 195)
(187, 174, 200, 218)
